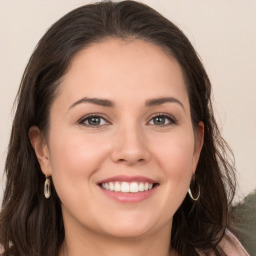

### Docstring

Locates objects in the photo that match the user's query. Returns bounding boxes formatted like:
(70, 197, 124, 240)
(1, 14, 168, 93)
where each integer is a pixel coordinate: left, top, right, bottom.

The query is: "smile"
(101, 181, 154, 193)
(97, 175, 159, 203)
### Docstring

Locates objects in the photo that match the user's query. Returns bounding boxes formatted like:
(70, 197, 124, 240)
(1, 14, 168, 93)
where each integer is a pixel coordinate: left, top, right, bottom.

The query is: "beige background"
(0, 0, 255, 204)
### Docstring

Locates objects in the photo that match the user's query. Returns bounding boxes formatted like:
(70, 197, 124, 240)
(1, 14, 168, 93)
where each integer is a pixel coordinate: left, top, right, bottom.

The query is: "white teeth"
(130, 182, 139, 193)
(121, 182, 130, 192)
(138, 183, 144, 191)
(101, 181, 155, 193)
(115, 182, 121, 191)
(109, 182, 114, 191)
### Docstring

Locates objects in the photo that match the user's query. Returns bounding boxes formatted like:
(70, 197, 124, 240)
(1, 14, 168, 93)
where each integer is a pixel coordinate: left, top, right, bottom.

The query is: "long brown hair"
(0, 1, 236, 255)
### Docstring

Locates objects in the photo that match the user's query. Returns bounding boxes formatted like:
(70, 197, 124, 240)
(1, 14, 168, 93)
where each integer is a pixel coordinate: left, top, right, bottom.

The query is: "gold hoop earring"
(44, 176, 51, 199)
(188, 184, 200, 201)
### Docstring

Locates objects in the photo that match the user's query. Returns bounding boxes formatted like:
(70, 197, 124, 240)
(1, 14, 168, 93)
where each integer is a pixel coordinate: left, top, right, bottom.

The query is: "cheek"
(49, 128, 107, 166)
(153, 131, 195, 172)
(163, 145, 193, 192)
(151, 132, 194, 194)
(145, 131, 195, 220)
(47, 128, 109, 195)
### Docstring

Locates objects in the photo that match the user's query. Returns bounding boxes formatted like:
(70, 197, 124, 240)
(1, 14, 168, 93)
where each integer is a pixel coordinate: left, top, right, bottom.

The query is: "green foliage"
(231, 189, 256, 255)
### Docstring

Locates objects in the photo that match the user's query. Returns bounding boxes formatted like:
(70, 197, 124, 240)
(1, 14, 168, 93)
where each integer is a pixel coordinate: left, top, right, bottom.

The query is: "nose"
(111, 124, 150, 165)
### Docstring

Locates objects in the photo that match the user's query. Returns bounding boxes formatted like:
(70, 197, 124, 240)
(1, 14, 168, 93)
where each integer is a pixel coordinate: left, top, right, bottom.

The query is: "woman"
(0, 1, 249, 255)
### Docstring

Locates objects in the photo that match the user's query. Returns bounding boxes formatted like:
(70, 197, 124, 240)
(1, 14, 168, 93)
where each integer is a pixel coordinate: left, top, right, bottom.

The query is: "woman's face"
(32, 38, 203, 240)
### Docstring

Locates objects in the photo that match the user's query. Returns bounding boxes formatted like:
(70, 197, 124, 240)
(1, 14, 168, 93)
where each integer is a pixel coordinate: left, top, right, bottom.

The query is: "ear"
(29, 126, 52, 176)
(192, 121, 204, 173)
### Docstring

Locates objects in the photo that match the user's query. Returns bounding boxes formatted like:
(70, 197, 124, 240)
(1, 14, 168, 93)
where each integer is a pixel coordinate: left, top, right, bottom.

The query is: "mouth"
(97, 175, 159, 203)
(99, 181, 159, 193)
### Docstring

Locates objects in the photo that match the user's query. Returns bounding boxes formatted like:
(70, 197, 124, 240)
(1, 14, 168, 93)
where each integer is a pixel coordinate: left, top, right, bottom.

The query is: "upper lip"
(97, 175, 158, 184)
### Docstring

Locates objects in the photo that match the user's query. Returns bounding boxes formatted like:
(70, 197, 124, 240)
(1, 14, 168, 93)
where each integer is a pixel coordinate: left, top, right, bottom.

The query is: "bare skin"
(30, 38, 204, 256)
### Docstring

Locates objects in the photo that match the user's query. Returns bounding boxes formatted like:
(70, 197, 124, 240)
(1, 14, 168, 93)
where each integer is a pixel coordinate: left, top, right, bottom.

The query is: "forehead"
(57, 38, 189, 108)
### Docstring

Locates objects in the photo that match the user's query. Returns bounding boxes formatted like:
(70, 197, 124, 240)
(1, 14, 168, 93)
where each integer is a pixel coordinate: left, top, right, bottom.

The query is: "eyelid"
(78, 113, 111, 127)
(147, 112, 177, 126)
(77, 112, 177, 128)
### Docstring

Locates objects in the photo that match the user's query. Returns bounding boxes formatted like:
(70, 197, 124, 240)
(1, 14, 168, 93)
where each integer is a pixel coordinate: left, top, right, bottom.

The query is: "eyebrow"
(145, 97, 185, 110)
(68, 97, 114, 109)
(68, 96, 185, 111)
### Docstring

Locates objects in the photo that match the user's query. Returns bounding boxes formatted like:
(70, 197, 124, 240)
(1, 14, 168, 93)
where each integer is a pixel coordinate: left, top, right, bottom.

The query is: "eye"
(148, 114, 176, 126)
(79, 114, 109, 127)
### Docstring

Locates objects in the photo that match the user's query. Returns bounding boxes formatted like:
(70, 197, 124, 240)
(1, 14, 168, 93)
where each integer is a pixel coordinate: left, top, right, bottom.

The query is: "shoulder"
(0, 244, 4, 256)
(218, 229, 249, 256)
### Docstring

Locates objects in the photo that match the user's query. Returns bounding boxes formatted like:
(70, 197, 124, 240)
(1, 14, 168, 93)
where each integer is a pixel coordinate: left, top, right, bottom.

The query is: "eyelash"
(78, 113, 177, 128)
(78, 113, 109, 128)
(148, 113, 177, 126)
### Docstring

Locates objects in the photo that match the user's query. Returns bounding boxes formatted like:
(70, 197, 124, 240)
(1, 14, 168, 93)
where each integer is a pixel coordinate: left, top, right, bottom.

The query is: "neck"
(60, 220, 174, 256)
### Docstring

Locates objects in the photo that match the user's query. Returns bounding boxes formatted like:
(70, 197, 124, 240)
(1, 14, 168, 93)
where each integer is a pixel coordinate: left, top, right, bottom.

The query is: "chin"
(95, 213, 158, 239)
(102, 225, 152, 239)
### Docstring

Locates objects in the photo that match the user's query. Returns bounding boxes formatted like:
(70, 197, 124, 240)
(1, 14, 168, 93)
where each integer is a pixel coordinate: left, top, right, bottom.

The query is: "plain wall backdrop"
(0, 0, 255, 204)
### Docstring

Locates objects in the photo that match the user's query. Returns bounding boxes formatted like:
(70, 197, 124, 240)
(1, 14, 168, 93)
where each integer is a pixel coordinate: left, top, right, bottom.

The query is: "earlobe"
(29, 126, 51, 176)
(192, 121, 204, 173)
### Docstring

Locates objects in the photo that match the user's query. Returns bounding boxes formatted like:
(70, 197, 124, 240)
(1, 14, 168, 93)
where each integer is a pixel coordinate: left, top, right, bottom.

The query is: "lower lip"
(99, 186, 158, 203)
